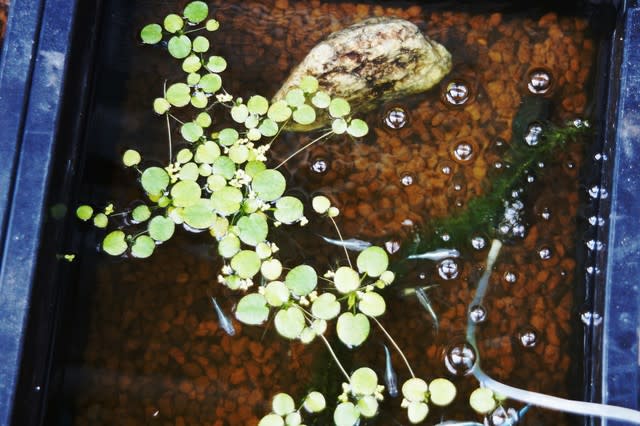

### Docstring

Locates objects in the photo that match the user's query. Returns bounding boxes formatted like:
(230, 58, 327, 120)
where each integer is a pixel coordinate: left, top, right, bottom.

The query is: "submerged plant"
(74, 2, 640, 425)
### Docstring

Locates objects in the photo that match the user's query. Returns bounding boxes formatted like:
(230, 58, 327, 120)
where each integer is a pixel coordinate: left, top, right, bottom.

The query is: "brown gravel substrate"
(72, 1, 595, 425)
(0, 0, 8, 51)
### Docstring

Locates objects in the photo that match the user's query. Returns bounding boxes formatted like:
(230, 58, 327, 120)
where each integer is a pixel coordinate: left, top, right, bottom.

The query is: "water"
(42, 1, 605, 425)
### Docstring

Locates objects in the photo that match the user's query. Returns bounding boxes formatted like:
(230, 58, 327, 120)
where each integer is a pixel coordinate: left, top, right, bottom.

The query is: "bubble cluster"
(527, 68, 553, 95)
(383, 106, 409, 129)
(444, 340, 477, 376)
(524, 122, 544, 146)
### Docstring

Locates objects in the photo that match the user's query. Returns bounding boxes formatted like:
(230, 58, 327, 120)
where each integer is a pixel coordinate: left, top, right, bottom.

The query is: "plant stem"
(165, 113, 173, 162)
(329, 216, 353, 269)
(370, 316, 415, 378)
(274, 131, 333, 170)
(317, 332, 351, 382)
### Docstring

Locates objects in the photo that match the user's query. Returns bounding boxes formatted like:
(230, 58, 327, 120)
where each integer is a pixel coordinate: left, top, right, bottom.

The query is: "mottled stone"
(273, 17, 451, 130)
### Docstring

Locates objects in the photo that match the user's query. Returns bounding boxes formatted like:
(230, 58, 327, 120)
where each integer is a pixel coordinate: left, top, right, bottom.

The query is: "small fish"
(414, 287, 439, 333)
(211, 297, 236, 336)
(320, 235, 372, 252)
(407, 248, 460, 261)
(383, 344, 399, 397)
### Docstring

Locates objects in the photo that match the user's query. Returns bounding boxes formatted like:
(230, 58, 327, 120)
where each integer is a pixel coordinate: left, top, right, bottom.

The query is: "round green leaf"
(332, 118, 347, 134)
(252, 169, 286, 201)
(402, 378, 428, 403)
(347, 119, 369, 138)
(182, 54, 202, 73)
(163, 14, 183, 33)
(245, 161, 266, 177)
(268, 100, 292, 122)
(196, 112, 212, 127)
(275, 307, 305, 339)
(184, 1, 208, 23)
(207, 174, 226, 192)
(170, 180, 201, 207)
(334, 266, 360, 294)
(131, 235, 155, 258)
(285, 265, 317, 296)
(206, 56, 227, 73)
(140, 23, 162, 44)
(153, 97, 171, 114)
(177, 148, 193, 164)
(102, 230, 127, 256)
(236, 213, 268, 246)
(231, 104, 249, 123)
(218, 234, 240, 258)
(235, 293, 269, 325)
(141, 167, 170, 196)
(259, 118, 278, 137)
(333, 402, 360, 426)
(285, 412, 301, 426)
(311, 91, 331, 109)
(429, 378, 457, 406)
(168, 35, 192, 59)
(92, 213, 108, 228)
(228, 144, 249, 164)
(303, 391, 326, 413)
(285, 89, 305, 108)
(469, 387, 496, 414)
(218, 128, 239, 146)
(356, 246, 388, 277)
(247, 127, 262, 142)
(274, 196, 304, 224)
(350, 367, 378, 395)
(187, 72, 201, 85)
(76, 205, 93, 221)
(256, 242, 272, 259)
(264, 280, 289, 306)
(299, 75, 319, 93)
(131, 205, 151, 223)
(358, 292, 386, 317)
(407, 401, 429, 424)
(181, 122, 203, 142)
(195, 141, 220, 164)
(211, 156, 236, 179)
(311, 293, 340, 320)
(199, 73, 222, 93)
(311, 195, 331, 214)
(230, 250, 261, 278)
(181, 198, 215, 229)
(192, 35, 210, 53)
(329, 98, 350, 118)
(191, 91, 208, 109)
(357, 395, 378, 418)
(122, 149, 141, 167)
(247, 95, 269, 115)
(166, 83, 191, 107)
(211, 186, 243, 216)
(244, 114, 260, 129)
(336, 312, 370, 348)
(292, 104, 316, 125)
(148, 216, 175, 242)
(206, 19, 220, 31)
(258, 414, 283, 426)
(272, 393, 295, 416)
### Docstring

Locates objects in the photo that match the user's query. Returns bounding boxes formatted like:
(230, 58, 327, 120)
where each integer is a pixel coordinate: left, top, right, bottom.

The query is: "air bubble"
(443, 80, 471, 106)
(527, 68, 553, 95)
(400, 173, 414, 186)
(580, 310, 603, 326)
(588, 185, 608, 200)
(586, 240, 605, 251)
(444, 340, 477, 376)
(524, 122, 544, 146)
(471, 235, 487, 250)
(383, 106, 409, 129)
(503, 271, 517, 283)
(538, 246, 552, 260)
(468, 305, 487, 323)
(385, 240, 401, 254)
(451, 140, 476, 164)
(438, 258, 459, 280)
(519, 328, 538, 348)
(310, 157, 329, 174)
(440, 233, 451, 243)
(437, 160, 455, 176)
(588, 216, 606, 226)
